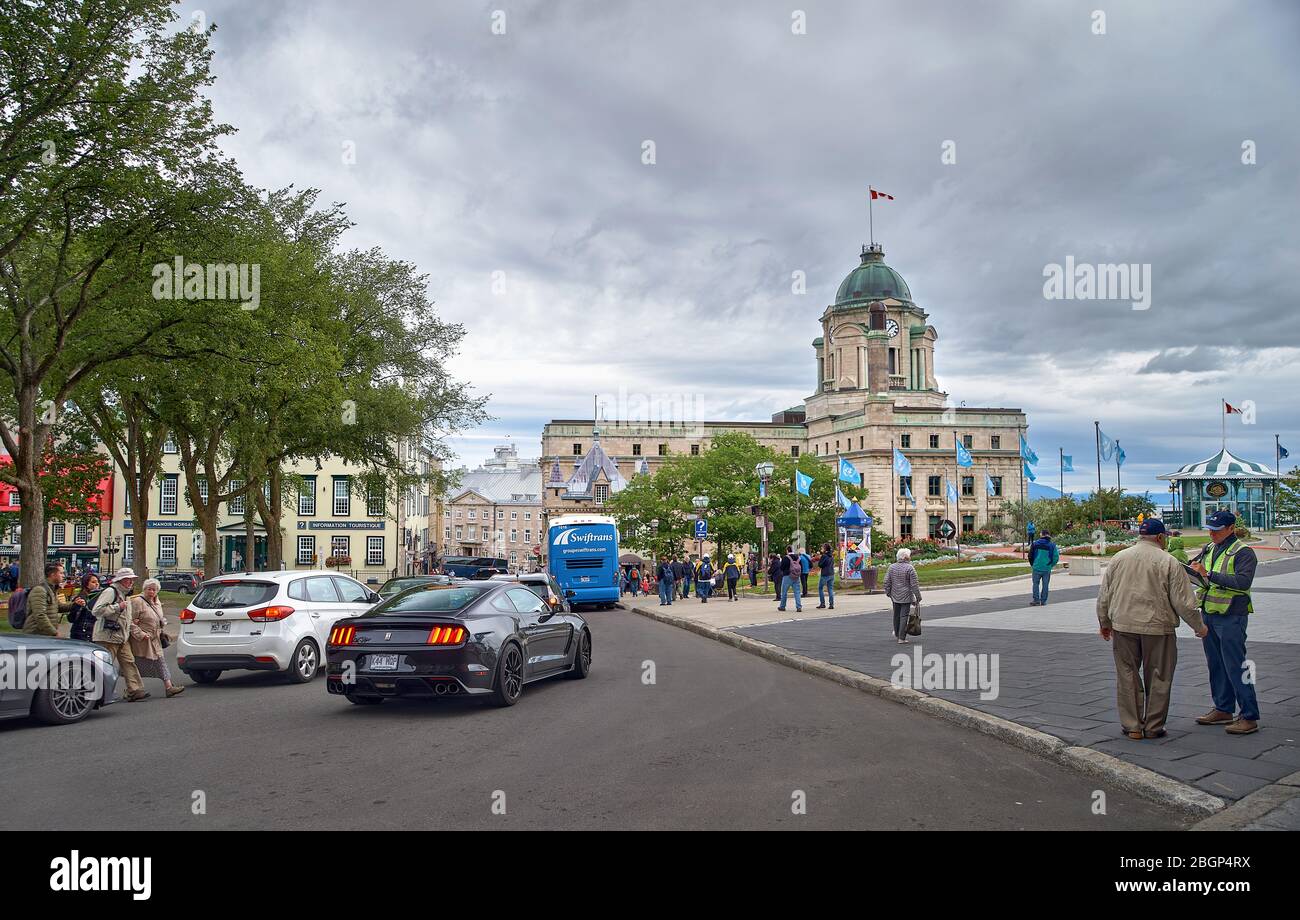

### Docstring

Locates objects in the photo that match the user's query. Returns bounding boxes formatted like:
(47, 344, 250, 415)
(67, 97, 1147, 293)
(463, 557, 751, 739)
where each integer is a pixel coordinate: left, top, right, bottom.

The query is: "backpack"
(7, 587, 28, 629)
(698, 562, 713, 580)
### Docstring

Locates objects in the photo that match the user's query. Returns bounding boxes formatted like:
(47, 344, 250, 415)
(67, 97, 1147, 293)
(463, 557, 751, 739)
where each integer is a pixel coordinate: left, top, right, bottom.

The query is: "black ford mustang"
(325, 580, 591, 707)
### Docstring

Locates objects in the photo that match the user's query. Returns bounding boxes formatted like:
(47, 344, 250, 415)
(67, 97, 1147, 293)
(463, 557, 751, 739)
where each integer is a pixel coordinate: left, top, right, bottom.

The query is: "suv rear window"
(192, 581, 278, 609)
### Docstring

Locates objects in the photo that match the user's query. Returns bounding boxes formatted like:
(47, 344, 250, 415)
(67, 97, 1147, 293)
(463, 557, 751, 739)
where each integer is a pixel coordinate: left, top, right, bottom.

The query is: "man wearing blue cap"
(1190, 511, 1260, 735)
(1097, 518, 1207, 739)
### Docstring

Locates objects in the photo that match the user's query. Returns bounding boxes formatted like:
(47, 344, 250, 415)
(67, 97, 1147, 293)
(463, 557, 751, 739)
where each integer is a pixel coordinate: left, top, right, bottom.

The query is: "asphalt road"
(1, 610, 1189, 830)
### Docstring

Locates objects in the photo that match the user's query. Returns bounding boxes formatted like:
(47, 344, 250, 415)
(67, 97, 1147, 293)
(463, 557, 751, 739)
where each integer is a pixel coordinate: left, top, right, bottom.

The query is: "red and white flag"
(869, 187, 894, 201)
(1225, 402, 1242, 415)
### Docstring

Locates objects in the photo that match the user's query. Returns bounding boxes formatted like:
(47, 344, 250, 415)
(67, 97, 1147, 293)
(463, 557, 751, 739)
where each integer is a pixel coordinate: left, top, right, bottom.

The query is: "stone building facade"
(539, 242, 1030, 546)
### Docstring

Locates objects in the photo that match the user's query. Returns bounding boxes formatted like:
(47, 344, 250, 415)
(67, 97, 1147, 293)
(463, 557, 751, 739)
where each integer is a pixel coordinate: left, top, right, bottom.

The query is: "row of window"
(451, 508, 533, 521)
(898, 475, 1005, 498)
(120, 535, 178, 566)
(47, 523, 94, 545)
(816, 434, 1004, 456)
(125, 475, 385, 518)
(446, 526, 535, 544)
(295, 535, 386, 566)
(571, 443, 801, 459)
(896, 515, 1003, 539)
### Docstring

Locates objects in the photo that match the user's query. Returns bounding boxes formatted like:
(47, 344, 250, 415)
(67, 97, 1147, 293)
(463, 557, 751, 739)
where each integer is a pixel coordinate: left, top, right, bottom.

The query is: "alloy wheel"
(503, 646, 523, 699)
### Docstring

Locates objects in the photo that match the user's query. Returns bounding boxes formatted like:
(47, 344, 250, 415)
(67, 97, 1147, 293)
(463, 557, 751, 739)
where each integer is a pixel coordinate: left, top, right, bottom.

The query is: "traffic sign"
(695, 519, 708, 539)
(938, 519, 957, 540)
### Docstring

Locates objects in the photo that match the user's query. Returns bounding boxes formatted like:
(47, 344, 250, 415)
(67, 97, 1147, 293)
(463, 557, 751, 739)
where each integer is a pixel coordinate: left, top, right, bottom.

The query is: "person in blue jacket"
(1028, 530, 1060, 606)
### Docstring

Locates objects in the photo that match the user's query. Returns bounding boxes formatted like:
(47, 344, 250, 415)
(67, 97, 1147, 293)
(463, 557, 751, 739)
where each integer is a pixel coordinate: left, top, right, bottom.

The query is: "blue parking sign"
(695, 519, 707, 539)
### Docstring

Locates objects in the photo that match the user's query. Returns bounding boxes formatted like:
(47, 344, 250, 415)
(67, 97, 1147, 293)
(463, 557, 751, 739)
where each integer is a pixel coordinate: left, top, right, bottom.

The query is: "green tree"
(0, 0, 233, 586)
(1276, 466, 1300, 524)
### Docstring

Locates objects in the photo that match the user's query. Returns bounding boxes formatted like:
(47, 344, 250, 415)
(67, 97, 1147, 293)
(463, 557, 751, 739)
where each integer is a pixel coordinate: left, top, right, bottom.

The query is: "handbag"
(907, 601, 923, 637)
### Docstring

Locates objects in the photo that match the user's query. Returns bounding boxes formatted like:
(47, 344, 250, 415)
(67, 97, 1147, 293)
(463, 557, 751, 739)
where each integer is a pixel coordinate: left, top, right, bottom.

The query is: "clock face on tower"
(885, 319, 900, 338)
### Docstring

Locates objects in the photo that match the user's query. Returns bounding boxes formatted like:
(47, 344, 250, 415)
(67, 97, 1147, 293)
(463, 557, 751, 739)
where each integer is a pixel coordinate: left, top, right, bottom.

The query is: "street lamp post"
(755, 462, 774, 592)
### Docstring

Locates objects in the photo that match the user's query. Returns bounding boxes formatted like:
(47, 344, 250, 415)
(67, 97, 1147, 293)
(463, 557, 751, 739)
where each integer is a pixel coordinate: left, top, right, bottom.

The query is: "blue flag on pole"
(1099, 429, 1117, 463)
(1023, 460, 1037, 482)
(904, 481, 916, 506)
(946, 479, 958, 504)
(835, 484, 851, 511)
(955, 439, 973, 468)
(1281, 444, 1291, 460)
(985, 473, 997, 496)
(893, 448, 911, 476)
(1019, 435, 1039, 465)
(1061, 454, 1074, 472)
(795, 470, 812, 496)
(1116, 446, 1127, 467)
(838, 457, 861, 485)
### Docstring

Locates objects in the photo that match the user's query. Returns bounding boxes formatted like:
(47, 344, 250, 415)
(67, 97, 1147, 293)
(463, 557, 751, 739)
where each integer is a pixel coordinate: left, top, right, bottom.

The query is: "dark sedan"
(325, 581, 590, 707)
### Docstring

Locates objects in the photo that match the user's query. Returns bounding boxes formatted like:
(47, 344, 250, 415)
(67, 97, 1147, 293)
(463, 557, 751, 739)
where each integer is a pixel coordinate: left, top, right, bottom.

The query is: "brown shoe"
(1225, 719, 1259, 735)
(126, 690, 151, 702)
(1145, 729, 1167, 739)
(165, 685, 186, 698)
(1195, 709, 1234, 725)
(1121, 730, 1144, 740)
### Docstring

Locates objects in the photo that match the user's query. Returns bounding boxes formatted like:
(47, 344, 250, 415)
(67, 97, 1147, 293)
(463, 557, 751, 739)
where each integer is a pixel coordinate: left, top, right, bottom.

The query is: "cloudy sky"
(195, 0, 1299, 499)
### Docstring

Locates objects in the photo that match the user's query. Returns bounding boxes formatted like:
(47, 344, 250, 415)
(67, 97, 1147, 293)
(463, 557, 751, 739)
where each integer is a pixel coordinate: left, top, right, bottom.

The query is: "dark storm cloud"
(193, 0, 1300, 490)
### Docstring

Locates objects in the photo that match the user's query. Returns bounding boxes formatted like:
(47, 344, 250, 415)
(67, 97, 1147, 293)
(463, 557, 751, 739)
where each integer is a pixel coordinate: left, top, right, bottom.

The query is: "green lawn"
(0, 589, 193, 633)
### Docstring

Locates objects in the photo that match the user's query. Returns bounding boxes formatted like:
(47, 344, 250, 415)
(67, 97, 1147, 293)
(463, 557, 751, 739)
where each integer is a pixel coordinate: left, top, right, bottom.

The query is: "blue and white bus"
(546, 514, 621, 608)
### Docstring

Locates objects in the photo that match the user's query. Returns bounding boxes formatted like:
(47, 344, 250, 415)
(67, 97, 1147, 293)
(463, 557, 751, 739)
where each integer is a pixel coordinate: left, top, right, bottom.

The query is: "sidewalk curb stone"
(626, 601, 1226, 818)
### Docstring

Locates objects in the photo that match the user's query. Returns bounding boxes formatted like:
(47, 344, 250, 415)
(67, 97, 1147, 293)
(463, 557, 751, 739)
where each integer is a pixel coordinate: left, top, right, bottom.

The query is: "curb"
(625, 601, 1226, 817)
(1191, 770, 1300, 830)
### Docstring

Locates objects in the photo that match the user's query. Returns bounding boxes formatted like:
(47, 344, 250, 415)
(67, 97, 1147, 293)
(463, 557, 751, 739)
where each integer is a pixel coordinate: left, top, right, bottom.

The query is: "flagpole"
(1020, 424, 1026, 559)
(1222, 398, 1226, 450)
(869, 191, 874, 246)
(1115, 439, 1122, 496)
(891, 438, 896, 546)
(1275, 433, 1281, 530)
(1060, 447, 1064, 498)
(1094, 421, 1103, 530)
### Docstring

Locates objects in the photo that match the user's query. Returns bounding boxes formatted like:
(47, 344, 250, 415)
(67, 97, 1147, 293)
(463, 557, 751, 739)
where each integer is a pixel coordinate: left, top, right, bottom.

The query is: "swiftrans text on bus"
(547, 514, 620, 608)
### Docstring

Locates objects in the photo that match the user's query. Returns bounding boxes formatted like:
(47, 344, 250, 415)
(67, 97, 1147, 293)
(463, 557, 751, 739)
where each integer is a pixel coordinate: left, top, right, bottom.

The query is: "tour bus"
(546, 514, 621, 609)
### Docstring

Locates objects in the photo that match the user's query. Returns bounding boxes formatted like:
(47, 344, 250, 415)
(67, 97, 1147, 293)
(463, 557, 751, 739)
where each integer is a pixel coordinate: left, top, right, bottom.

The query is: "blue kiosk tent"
(1157, 448, 1278, 530)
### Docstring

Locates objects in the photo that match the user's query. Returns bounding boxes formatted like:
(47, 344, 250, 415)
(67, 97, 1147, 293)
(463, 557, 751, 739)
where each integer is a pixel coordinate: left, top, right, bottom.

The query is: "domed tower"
(807, 244, 942, 422)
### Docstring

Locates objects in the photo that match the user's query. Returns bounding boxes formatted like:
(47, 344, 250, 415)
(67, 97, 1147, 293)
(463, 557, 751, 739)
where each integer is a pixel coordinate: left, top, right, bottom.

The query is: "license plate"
(369, 654, 399, 671)
(210, 622, 231, 634)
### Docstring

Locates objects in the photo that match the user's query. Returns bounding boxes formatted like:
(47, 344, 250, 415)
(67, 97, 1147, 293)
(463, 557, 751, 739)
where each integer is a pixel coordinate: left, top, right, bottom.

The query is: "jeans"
(800, 572, 810, 596)
(658, 578, 675, 605)
(698, 580, 712, 601)
(1203, 613, 1259, 721)
(818, 574, 834, 606)
(778, 575, 802, 611)
(1032, 570, 1051, 604)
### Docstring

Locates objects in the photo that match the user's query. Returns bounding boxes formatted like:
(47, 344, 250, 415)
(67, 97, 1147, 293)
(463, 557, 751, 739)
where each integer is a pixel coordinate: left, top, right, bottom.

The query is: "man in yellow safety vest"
(1190, 511, 1260, 735)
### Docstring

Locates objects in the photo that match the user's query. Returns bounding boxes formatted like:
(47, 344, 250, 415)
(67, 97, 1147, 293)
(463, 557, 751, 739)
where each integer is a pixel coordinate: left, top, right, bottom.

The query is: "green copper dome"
(834, 246, 911, 305)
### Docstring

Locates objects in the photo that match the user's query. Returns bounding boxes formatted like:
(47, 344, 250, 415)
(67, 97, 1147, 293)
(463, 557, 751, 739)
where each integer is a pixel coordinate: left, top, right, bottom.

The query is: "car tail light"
(426, 626, 466, 646)
(329, 625, 357, 646)
(247, 605, 295, 622)
(179, 608, 196, 623)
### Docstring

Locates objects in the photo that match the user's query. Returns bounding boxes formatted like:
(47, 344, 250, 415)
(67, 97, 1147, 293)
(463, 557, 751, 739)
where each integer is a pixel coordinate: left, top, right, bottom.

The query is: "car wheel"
(189, 669, 221, 684)
(567, 629, 592, 680)
(31, 660, 96, 725)
(346, 694, 384, 706)
(287, 639, 319, 683)
(489, 642, 524, 707)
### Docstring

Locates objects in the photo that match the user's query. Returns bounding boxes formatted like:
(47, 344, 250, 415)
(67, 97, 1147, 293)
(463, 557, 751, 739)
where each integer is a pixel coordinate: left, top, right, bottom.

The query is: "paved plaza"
(633, 555, 1300, 805)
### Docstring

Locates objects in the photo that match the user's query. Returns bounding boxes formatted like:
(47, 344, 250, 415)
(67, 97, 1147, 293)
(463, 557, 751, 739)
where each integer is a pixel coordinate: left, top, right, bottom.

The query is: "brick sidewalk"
(654, 556, 1300, 803)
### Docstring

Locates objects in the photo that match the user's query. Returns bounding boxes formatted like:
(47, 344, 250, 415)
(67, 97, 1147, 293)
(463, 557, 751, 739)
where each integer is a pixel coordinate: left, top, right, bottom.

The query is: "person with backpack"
(92, 567, 148, 702)
(68, 571, 103, 642)
(1028, 530, 1061, 606)
(656, 556, 676, 606)
(695, 555, 713, 603)
(816, 543, 836, 609)
(17, 562, 80, 636)
(767, 552, 782, 601)
(723, 554, 741, 601)
(778, 546, 803, 612)
(676, 556, 691, 600)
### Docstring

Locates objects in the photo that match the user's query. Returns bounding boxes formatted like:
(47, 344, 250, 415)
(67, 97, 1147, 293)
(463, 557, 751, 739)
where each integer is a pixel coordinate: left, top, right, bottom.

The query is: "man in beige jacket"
(1097, 519, 1207, 739)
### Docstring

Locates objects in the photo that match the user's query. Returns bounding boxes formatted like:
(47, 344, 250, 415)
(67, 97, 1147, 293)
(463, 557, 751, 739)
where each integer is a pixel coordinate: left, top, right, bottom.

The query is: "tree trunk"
(15, 386, 46, 590)
(129, 477, 153, 582)
(256, 465, 284, 569)
(244, 511, 255, 573)
(197, 505, 220, 577)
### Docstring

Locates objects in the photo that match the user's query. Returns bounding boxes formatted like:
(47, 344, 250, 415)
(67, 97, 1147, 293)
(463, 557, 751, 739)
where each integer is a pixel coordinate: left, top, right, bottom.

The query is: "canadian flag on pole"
(1225, 402, 1242, 414)
(869, 187, 895, 201)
